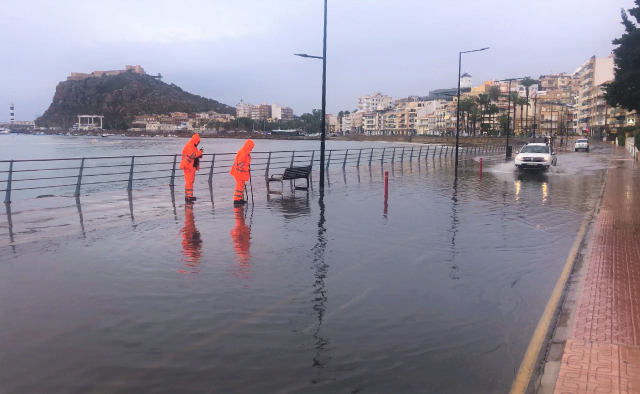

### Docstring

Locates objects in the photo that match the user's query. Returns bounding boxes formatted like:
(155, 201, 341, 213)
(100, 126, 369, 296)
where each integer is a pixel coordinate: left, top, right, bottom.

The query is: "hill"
(35, 72, 235, 129)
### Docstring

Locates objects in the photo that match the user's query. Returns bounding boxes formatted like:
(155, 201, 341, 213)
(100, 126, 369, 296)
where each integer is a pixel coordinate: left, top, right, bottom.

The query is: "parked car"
(515, 143, 557, 171)
(574, 138, 589, 152)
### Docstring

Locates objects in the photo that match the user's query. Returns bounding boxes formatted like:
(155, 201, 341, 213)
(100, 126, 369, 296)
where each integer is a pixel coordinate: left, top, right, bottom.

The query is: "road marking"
(509, 213, 590, 394)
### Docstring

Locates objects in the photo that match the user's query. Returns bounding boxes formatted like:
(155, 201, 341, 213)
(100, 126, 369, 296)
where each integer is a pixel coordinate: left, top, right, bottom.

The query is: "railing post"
(410, 147, 414, 162)
(74, 157, 85, 197)
(169, 154, 177, 187)
(343, 149, 349, 169)
(391, 147, 396, 163)
(208, 154, 216, 184)
(290, 151, 295, 168)
(400, 147, 405, 163)
(369, 148, 374, 166)
(265, 152, 271, 178)
(417, 146, 422, 163)
(432, 145, 436, 157)
(4, 160, 13, 204)
(310, 150, 314, 167)
(326, 150, 332, 170)
(439, 146, 443, 157)
(127, 156, 135, 191)
(445, 146, 449, 157)
(357, 149, 362, 167)
(381, 148, 385, 164)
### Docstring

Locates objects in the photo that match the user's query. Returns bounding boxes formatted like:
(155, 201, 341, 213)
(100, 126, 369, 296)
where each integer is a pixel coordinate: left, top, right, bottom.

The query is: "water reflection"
(542, 182, 548, 205)
(178, 202, 202, 274)
(311, 191, 329, 369)
(230, 206, 251, 280)
(4, 202, 15, 252)
(75, 196, 85, 238)
(449, 178, 460, 280)
(266, 194, 311, 219)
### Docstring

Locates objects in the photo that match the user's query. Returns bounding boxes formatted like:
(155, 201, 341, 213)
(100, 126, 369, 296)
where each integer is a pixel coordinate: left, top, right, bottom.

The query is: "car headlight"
(543, 156, 549, 161)
(516, 155, 523, 160)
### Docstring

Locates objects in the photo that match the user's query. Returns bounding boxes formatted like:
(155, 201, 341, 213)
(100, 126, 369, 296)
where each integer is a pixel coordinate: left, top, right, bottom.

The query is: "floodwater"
(0, 137, 611, 393)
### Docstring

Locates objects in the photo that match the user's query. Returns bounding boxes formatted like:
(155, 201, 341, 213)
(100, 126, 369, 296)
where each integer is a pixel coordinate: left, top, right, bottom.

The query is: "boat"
(0, 127, 9, 134)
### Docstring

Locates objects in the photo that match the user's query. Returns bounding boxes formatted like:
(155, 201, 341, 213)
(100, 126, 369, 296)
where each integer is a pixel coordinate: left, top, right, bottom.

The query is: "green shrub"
(618, 131, 627, 146)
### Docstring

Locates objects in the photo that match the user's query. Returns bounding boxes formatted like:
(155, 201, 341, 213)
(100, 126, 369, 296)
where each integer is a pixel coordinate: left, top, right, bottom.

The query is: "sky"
(0, 0, 636, 122)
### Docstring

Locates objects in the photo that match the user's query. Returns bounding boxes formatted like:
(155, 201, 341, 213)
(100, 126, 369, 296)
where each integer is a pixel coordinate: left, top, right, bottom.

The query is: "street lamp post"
(295, 0, 328, 189)
(499, 77, 525, 159)
(455, 47, 489, 175)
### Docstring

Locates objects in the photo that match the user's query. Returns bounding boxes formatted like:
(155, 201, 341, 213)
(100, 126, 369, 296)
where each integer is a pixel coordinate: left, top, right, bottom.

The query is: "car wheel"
(586, 147, 590, 152)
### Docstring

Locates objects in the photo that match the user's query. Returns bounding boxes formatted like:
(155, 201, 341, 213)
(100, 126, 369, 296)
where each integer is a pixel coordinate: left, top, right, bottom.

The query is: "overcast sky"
(0, 0, 635, 122)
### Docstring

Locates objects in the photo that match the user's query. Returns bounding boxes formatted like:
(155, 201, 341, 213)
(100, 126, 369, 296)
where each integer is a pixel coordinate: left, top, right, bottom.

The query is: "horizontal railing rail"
(1, 143, 521, 203)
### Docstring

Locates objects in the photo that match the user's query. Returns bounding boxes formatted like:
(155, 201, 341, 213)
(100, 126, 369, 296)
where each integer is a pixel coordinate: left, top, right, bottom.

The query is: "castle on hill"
(67, 65, 146, 81)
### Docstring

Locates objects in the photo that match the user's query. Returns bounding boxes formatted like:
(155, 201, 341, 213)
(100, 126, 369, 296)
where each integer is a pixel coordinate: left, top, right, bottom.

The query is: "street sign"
(628, 118, 636, 125)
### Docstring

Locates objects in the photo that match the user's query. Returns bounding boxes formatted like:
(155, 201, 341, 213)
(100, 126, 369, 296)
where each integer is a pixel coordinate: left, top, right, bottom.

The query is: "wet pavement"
(0, 143, 612, 393)
(552, 149, 640, 394)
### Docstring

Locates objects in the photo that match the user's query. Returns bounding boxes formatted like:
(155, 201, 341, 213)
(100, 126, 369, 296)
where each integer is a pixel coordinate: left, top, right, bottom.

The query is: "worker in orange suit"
(180, 134, 204, 202)
(230, 139, 255, 205)
(178, 202, 202, 274)
(231, 206, 251, 279)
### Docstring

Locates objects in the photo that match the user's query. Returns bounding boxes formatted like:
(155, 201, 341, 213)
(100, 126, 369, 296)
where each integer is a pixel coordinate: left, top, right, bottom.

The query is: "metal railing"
(1, 143, 513, 203)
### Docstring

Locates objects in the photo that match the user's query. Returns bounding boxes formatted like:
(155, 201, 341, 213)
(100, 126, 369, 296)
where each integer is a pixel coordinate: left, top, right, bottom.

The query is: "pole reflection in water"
(127, 191, 135, 225)
(4, 202, 15, 251)
(75, 196, 86, 238)
(449, 178, 460, 280)
(170, 186, 178, 222)
(311, 190, 329, 369)
(178, 202, 203, 274)
(230, 205, 251, 280)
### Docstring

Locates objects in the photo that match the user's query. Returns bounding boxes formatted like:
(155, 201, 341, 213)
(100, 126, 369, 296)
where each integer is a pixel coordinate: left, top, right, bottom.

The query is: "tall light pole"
(455, 47, 489, 175)
(499, 77, 525, 159)
(295, 0, 328, 189)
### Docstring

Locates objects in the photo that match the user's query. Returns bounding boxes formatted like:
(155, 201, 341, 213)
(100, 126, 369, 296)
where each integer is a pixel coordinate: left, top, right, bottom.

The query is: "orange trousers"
(183, 167, 196, 198)
(234, 180, 245, 201)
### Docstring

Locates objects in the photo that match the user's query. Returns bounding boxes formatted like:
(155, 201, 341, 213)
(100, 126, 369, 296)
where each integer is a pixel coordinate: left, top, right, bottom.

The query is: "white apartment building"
(341, 113, 352, 133)
(358, 93, 393, 112)
(236, 100, 252, 118)
(271, 104, 294, 121)
(572, 55, 614, 135)
(362, 112, 384, 135)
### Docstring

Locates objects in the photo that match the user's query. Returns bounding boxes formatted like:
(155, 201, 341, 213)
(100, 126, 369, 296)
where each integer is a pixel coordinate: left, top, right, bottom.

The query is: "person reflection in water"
(178, 202, 202, 274)
(231, 206, 252, 279)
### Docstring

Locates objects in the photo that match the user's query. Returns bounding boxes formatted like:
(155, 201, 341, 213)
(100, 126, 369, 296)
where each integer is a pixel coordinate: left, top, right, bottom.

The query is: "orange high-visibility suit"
(178, 203, 202, 274)
(180, 134, 203, 199)
(230, 139, 255, 202)
(231, 206, 251, 278)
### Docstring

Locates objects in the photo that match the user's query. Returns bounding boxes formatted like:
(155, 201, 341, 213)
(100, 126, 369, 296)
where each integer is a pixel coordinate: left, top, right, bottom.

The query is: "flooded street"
(0, 137, 611, 393)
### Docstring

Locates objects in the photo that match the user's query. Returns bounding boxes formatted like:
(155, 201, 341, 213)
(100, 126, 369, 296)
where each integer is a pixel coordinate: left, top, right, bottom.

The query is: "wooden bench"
(267, 166, 311, 193)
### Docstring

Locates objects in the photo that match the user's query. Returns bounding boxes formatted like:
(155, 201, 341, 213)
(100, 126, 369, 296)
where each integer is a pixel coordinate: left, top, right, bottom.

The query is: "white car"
(515, 143, 557, 171)
(574, 138, 589, 152)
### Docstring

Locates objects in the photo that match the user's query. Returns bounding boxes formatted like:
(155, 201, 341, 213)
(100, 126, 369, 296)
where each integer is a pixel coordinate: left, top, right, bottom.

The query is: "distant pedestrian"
(230, 139, 255, 205)
(180, 134, 203, 202)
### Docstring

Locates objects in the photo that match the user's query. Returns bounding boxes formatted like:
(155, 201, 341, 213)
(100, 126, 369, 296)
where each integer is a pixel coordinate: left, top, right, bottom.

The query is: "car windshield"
(520, 145, 549, 154)
(577, 139, 588, 143)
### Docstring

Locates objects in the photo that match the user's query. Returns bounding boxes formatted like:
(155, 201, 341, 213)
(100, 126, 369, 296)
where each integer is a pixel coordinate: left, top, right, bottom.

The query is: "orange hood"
(191, 134, 201, 145)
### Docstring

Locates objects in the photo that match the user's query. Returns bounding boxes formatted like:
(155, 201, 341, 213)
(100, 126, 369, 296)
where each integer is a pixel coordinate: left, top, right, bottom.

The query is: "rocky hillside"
(36, 72, 235, 129)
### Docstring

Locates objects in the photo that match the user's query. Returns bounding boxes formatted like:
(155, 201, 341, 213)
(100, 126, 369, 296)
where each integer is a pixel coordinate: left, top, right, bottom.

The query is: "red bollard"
(555, 147, 558, 155)
(384, 171, 389, 198)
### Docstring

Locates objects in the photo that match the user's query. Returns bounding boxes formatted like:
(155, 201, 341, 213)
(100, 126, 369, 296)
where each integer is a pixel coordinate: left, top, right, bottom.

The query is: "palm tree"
(477, 94, 490, 134)
(470, 106, 481, 136)
(518, 97, 530, 135)
(488, 104, 500, 134)
(520, 77, 539, 134)
(488, 85, 501, 103)
(508, 92, 519, 136)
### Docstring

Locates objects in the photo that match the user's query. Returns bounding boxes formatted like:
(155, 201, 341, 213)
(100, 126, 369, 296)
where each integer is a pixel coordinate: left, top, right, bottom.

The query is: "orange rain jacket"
(180, 134, 203, 171)
(230, 139, 255, 181)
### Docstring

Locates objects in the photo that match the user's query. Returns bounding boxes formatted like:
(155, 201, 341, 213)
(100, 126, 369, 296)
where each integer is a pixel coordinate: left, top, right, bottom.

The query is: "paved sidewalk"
(554, 152, 640, 394)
